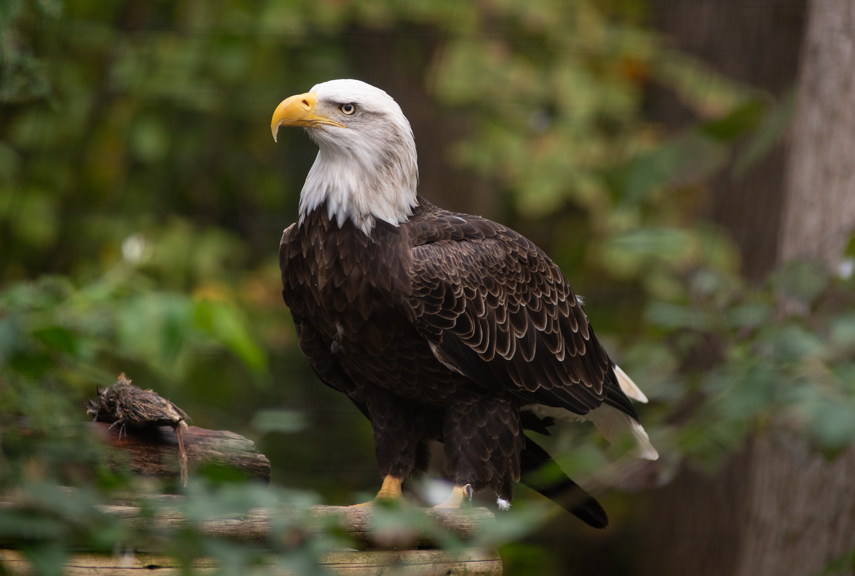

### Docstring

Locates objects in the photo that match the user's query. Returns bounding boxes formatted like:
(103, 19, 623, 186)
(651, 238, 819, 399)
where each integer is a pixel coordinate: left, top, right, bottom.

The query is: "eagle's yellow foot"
(433, 484, 473, 509)
(351, 476, 405, 507)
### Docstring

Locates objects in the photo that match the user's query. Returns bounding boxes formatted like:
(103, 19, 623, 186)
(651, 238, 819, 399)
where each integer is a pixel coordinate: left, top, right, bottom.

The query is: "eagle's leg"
(351, 390, 426, 507)
(350, 475, 404, 507)
(442, 394, 524, 508)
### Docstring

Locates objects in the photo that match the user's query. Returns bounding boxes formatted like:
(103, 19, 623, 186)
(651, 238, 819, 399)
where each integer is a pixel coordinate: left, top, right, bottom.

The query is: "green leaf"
(646, 302, 710, 330)
(251, 409, 307, 433)
(118, 293, 195, 368)
(130, 117, 170, 163)
(32, 326, 78, 356)
(734, 89, 796, 177)
(721, 364, 778, 419)
(0, 141, 21, 181)
(831, 313, 855, 349)
(22, 541, 67, 576)
(727, 303, 772, 328)
(772, 326, 825, 361)
(699, 99, 767, 141)
(8, 351, 52, 376)
(774, 259, 830, 304)
(193, 300, 267, 372)
(798, 387, 855, 451)
(652, 51, 755, 118)
(607, 227, 694, 260)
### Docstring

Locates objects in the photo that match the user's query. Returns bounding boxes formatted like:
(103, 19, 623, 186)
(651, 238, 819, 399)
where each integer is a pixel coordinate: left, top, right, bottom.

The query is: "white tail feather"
(523, 404, 659, 461)
(614, 364, 648, 403)
(585, 405, 659, 460)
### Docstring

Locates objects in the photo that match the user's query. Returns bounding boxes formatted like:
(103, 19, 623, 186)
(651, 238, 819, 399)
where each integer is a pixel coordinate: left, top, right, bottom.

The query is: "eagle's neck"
(298, 128, 419, 235)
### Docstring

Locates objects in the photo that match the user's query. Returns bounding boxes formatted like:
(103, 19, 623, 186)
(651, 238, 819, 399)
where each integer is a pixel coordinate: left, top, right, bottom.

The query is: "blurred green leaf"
(734, 89, 796, 177)
(32, 326, 77, 356)
(130, 117, 170, 163)
(774, 259, 830, 304)
(8, 350, 52, 376)
(699, 99, 767, 141)
(727, 303, 772, 328)
(771, 326, 825, 361)
(831, 314, 855, 349)
(646, 302, 711, 330)
(720, 363, 778, 419)
(796, 387, 855, 451)
(251, 409, 307, 434)
(22, 541, 66, 576)
(194, 300, 266, 372)
(0, 141, 21, 180)
(652, 50, 756, 118)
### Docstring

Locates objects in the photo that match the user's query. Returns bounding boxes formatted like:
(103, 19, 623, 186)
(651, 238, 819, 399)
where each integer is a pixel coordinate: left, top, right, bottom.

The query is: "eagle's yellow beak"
(271, 92, 346, 142)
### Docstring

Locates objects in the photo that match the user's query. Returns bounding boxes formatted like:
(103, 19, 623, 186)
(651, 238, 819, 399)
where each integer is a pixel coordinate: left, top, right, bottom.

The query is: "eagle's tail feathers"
(524, 404, 659, 461)
(614, 364, 648, 403)
(589, 406, 659, 460)
(520, 438, 608, 529)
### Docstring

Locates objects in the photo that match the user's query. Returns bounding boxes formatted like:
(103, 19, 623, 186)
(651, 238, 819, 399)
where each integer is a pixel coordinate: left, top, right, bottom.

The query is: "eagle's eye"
(339, 103, 357, 115)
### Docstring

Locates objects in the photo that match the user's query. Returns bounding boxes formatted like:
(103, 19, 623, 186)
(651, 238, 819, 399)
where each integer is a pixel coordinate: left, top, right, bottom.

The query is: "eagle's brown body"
(280, 196, 635, 507)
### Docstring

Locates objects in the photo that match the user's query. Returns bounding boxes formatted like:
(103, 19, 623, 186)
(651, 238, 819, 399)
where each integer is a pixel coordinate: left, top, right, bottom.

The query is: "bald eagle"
(272, 79, 657, 528)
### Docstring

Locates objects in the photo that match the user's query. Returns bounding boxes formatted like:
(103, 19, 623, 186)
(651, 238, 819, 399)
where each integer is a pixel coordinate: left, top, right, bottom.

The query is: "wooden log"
(87, 422, 271, 483)
(96, 500, 496, 549)
(0, 494, 498, 550)
(310, 505, 497, 549)
(0, 548, 502, 576)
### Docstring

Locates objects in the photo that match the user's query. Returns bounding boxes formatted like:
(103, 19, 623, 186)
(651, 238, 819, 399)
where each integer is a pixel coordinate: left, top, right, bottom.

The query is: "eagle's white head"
(271, 79, 419, 235)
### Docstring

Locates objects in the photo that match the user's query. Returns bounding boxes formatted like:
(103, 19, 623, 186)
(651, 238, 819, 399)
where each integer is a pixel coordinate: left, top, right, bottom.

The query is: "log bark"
(0, 501, 502, 575)
(88, 422, 271, 483)
(0, 548, 503, 576)
(91, 499, 496, 550)
(0, 492, 498, 549)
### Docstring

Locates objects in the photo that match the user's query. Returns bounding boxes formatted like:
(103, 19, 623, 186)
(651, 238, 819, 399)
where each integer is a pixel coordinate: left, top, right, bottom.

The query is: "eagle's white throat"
(298, 80, 419, 235)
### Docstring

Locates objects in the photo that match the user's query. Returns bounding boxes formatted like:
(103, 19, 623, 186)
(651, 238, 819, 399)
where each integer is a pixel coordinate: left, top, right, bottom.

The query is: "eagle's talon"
(350, 475, 405, 507)
(433, 484, 473, 509)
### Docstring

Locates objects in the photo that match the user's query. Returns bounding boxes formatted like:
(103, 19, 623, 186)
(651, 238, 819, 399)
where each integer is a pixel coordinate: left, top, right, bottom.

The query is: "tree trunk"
(738, 2, 855, 575)
(650, 0, 806, 282)
(640, 2, 855, 575)
(736, 436, 855, 576)
(778, 0, 855, 269)
(641, 0, 855, 576)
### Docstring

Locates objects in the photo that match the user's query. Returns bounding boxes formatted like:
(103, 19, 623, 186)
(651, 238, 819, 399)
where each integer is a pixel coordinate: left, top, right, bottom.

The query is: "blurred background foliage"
(2, 0, 854, 574)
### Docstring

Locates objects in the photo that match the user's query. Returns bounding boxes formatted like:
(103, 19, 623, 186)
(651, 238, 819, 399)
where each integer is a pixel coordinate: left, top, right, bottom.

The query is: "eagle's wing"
(407, 210, 634, 418)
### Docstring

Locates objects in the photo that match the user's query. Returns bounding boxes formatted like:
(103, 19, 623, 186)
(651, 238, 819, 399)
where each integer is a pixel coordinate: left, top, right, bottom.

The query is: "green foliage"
(620, 266, 855, 469)
(2, 0, 855, 574)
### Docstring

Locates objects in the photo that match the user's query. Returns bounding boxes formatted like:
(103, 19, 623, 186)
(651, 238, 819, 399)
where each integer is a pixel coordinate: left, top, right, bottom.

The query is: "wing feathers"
(409, 208, 621, 416)
(406, 200, 648, 442)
